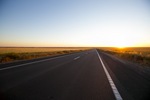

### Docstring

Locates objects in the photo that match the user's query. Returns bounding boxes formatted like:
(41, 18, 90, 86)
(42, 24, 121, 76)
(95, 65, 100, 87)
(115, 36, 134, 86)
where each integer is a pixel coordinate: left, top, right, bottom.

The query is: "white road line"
(96, 50, 123, 100)
(74, 56, 80, 60)
(0, 54, 76, 71)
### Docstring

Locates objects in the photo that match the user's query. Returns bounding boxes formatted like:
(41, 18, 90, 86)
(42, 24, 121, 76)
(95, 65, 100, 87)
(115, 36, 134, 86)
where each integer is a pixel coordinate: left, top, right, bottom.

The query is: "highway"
(0, 49, 150, 100)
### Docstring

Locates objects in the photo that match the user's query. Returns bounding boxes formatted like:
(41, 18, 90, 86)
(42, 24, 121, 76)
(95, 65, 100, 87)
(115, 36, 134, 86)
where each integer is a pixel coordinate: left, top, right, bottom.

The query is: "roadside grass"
(98, 47, 150, 67)
(0, 47, 87, 54)
(0, 48, 87, 63)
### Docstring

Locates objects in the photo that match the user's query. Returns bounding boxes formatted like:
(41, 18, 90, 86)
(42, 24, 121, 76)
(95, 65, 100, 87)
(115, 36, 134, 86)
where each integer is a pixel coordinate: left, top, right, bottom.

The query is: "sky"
(0, 0, 150, 47)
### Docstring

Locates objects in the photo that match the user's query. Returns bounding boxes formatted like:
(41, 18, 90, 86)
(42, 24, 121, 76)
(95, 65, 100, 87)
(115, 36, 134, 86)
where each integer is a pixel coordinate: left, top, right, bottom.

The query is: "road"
(0, 49, 150, 100)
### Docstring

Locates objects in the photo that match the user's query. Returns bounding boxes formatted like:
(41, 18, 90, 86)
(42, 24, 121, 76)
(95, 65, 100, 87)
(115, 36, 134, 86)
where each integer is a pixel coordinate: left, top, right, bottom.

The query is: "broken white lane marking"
(96, 50, 123, 100)
(74, 56, 80, 60)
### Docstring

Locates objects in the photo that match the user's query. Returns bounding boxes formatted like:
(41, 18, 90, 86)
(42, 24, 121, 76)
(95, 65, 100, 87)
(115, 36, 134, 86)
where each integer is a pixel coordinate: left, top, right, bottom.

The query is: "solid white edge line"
(0, 53, 76, 71)
(74, 56, 80, 60)
(96, 50, 123, 100)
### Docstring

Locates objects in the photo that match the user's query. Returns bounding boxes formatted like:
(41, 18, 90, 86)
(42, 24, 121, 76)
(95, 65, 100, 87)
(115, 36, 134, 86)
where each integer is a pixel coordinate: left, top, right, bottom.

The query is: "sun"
(113, 39, 132, 48)
(114, 45, 126, 49)
(114, 42, 128, 48)
(116, 46, 125, 49)
(105, 34, 134, 48)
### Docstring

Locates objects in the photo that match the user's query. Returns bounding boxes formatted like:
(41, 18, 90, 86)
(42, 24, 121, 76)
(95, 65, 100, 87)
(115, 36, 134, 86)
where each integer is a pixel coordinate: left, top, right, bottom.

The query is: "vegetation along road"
(0, 49, 150, 100)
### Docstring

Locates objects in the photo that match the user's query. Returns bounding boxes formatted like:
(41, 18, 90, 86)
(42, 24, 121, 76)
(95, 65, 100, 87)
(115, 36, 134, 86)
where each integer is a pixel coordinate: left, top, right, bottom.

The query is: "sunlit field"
(1, 47, 150, 67)
(98, 47, 150, 67)
(0, 47, 89, 54)
(0, 47, 89, 63)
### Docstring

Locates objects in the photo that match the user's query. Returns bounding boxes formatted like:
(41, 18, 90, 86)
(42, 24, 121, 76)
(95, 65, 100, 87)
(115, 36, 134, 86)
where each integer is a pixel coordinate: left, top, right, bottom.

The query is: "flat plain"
(98, 47, 150, 67)
(0, 47, 90, 63)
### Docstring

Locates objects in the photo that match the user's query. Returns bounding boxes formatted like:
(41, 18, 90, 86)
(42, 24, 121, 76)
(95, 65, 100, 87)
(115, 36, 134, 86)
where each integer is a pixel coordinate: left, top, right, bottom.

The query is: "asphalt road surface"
(0, 49, 150, 100)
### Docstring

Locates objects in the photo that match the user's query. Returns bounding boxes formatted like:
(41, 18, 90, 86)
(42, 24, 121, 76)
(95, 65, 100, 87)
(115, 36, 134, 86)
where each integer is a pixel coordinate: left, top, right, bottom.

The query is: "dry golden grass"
(0, 47, 88, 54)
(98, 47, 150, 67)
(0, 47, 89, 63)
(101, 47, 150, 57)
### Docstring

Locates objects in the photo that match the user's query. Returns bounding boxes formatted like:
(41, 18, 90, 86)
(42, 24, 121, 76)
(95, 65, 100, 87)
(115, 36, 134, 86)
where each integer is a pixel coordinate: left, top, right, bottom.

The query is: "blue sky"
(0, 0, 150, 47)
